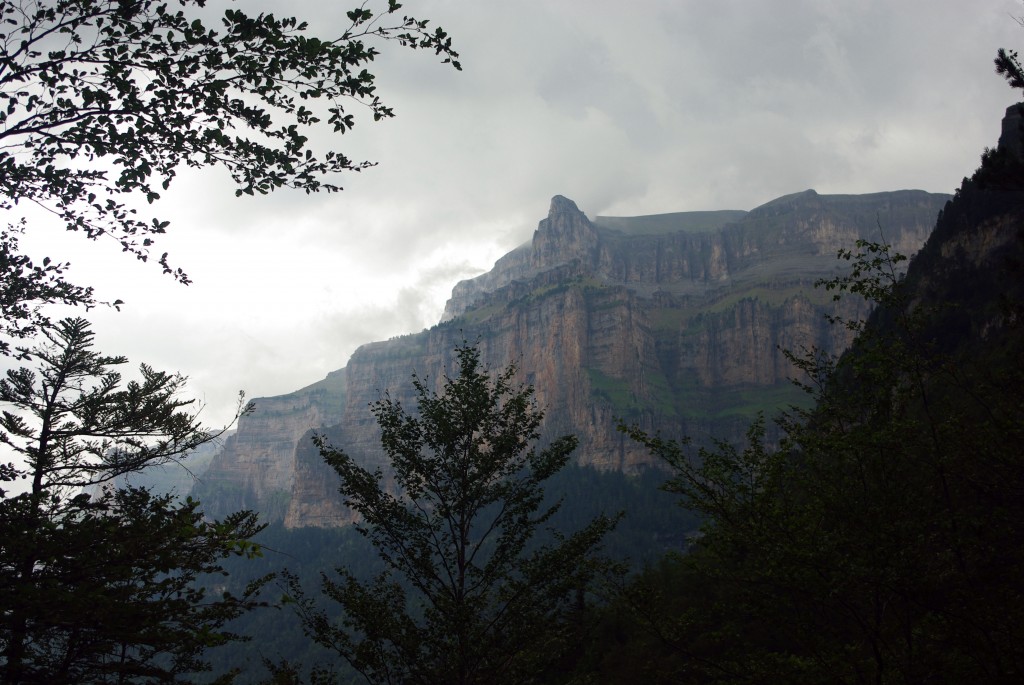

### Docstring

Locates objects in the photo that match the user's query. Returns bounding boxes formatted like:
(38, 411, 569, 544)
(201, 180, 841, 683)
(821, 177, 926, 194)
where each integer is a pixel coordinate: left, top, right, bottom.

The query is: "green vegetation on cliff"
(588, 134, 1024, 683)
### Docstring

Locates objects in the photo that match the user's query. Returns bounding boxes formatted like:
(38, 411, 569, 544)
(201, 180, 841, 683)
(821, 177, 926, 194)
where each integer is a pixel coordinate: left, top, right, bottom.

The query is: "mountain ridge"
(192, 188, 950, 526)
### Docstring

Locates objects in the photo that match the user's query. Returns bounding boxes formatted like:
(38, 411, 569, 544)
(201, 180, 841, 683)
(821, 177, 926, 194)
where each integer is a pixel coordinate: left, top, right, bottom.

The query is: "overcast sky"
(18, 0, 1024, 428)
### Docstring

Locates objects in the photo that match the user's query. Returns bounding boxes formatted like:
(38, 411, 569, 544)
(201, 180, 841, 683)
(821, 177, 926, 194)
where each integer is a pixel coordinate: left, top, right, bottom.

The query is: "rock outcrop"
(195, 189, 950, 526)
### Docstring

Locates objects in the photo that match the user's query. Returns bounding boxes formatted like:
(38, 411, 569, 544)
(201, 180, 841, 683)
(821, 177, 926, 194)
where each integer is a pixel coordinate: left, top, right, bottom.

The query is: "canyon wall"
(195, 189, 950, 526)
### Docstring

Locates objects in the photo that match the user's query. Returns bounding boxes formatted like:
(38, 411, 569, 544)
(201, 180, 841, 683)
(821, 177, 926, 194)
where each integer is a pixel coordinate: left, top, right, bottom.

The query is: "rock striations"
(194, 189, 950, 527)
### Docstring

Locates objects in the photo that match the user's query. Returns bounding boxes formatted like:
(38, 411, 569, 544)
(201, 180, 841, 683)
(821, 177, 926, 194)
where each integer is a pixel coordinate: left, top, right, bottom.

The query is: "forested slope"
(581, 113, 1024, 684)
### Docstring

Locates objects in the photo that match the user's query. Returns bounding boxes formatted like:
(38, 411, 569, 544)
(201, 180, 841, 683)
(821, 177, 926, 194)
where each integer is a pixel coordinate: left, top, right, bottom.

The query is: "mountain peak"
(533, 195, 598, 271)
(549, 195, 582, 216)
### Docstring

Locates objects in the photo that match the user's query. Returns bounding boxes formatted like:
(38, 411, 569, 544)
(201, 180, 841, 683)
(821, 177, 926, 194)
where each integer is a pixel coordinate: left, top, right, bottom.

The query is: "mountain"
(192, 188, 950, 527)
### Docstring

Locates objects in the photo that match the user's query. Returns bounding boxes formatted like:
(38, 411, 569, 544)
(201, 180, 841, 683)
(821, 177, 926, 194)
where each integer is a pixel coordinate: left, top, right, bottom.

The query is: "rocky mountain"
(193, 188, 950, 527)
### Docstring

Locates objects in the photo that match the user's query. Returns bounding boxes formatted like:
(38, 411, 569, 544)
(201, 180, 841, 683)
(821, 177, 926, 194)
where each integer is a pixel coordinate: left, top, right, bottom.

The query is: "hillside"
(579, 105, 1024, 684)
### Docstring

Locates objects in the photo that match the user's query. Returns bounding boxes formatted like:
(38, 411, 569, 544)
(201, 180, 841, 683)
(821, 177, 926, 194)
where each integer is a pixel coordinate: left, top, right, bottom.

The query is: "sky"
(15, 0, 1024, 428)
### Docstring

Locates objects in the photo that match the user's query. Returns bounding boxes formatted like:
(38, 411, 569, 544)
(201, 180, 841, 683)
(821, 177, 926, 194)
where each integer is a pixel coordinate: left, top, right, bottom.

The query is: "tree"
(0, 0, 460, 351)
(291, 344, 618, 685)
(617, 216, 1024, 683)
(996, 47, 1024, 90)
(0, 317, 268, 683)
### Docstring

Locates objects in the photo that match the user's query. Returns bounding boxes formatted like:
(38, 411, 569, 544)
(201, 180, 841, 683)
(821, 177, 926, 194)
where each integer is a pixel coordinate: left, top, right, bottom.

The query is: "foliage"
(995, 47, 1024, 91)
(0, 317, 268, 683)
(187, 465, 697, 683)
(290, 344, 619, 685)
(611, 132, 1024, 685)
(0, 0, 459, 349)
(0, 222, 96, 357)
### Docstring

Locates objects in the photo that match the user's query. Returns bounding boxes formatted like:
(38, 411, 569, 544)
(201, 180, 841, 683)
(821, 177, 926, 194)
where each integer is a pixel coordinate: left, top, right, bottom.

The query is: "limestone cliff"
(193, 369, 346, 522)
(194, 189, 950, 526)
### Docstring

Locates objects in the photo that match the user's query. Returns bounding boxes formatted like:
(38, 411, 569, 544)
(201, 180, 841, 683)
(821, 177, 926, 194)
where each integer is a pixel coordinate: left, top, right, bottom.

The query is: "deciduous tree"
(0, 0, 459, 350)
(292, 344, 618, 685)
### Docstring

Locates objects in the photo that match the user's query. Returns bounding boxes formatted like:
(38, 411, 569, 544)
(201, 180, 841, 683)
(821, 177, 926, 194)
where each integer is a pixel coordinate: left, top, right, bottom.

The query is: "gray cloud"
(16, 0, 1023, 426)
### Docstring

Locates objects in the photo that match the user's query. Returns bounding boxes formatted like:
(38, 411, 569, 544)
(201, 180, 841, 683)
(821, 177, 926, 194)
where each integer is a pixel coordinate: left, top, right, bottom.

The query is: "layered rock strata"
(195, 190, 950, 526)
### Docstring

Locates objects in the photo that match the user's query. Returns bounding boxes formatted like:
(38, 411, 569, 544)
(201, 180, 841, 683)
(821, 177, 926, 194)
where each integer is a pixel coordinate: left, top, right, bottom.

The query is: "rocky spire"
(531, 195, 600, 270)
(548, 194, 582, 215)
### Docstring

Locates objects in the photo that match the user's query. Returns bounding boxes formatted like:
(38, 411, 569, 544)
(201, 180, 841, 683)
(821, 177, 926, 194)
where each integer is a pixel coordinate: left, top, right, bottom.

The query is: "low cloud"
(19, 0, 1022, 426)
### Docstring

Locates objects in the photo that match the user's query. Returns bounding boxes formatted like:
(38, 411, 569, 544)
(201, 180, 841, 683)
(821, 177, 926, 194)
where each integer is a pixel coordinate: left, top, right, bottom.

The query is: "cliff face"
(445, 191, 938, 316)
(193, 370, 346, 522)
(195, 189, 950, 526)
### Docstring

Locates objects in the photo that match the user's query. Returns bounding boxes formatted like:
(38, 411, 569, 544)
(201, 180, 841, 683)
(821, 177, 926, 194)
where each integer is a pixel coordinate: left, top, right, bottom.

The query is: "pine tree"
(0, 317, 267, 683)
